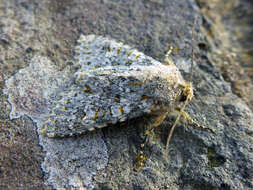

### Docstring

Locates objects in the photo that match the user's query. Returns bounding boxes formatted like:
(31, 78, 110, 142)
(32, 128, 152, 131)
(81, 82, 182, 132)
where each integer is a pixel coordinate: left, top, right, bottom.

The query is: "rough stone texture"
(196, 0, 253, 110)
(3, 55, 109, 190)
(4, 56, 73, 120)
(41, 132, 108, 190)
(0, 0, 252, 190)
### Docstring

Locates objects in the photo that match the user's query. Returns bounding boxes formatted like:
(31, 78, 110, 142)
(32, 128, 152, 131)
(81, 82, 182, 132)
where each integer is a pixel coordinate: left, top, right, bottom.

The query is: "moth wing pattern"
(75, 34, 151, 69)
(42, 35, 187, 137)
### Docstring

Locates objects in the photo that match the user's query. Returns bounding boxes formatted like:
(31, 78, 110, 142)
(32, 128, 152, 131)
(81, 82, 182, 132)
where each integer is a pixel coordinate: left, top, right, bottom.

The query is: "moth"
(39, 34, 194, 156)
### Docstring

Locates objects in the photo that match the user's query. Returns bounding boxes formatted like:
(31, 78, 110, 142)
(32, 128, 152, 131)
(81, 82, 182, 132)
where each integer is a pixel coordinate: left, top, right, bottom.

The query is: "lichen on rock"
(4, 53, 108, 190)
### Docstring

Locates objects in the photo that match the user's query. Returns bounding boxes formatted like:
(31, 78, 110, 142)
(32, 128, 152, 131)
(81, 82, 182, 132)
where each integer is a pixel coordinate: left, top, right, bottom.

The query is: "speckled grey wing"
(75, 34, 156, 70)
(42, 66, 156, 137)
(41, 35, 186, 137)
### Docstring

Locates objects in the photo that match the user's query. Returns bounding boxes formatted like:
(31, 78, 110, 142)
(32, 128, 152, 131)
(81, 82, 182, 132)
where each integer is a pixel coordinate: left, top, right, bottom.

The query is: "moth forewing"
(40, 35, 190, 139)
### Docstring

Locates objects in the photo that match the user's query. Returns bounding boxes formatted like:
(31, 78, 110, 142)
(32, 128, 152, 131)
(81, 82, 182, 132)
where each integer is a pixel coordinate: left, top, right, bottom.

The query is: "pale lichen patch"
(3, 53, 109, 190)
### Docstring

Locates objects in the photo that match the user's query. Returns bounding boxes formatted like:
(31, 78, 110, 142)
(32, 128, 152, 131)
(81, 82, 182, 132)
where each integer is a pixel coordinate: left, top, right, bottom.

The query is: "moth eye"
(179, 94, 187, 102)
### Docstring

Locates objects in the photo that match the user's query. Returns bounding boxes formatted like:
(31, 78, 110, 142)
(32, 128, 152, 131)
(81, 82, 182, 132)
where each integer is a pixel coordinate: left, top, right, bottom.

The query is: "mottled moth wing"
(42, 35, 187, 137)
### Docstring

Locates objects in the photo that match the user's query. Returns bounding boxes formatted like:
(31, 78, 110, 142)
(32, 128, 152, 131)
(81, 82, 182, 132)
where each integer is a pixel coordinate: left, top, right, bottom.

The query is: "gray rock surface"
(0, 0, 252, 190)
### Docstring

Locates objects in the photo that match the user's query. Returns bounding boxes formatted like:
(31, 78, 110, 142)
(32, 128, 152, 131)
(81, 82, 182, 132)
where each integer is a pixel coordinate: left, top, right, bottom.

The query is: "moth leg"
(164, 46, 175, 66)
(164, 84, 193, 159)
(173, 108, 214, 133)
(163, 108, 214, 160)
(135, 111, 169, 170)
(135, 147, 146, 170)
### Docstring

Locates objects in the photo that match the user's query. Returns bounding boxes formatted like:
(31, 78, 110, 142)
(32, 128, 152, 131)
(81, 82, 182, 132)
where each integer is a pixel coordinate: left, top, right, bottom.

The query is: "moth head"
(179, 82, 193, 103)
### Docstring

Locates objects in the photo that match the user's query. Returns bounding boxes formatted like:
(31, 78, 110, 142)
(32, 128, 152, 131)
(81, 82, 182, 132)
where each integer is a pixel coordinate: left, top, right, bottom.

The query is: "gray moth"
(40, 34, 191, 138)
(3, 34, 193, 189)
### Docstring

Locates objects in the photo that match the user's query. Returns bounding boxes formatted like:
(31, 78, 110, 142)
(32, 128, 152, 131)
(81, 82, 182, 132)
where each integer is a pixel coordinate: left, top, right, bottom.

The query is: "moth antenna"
(190, 15, 198, 83)
(164, 15, 197, 159)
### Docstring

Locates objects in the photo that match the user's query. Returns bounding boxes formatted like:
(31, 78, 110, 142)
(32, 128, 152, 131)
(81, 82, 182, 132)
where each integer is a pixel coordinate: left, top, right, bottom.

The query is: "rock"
(0, 0, 252, 190)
